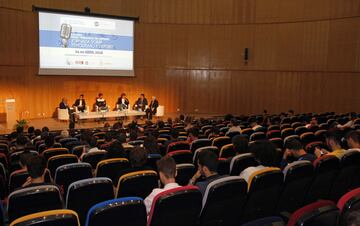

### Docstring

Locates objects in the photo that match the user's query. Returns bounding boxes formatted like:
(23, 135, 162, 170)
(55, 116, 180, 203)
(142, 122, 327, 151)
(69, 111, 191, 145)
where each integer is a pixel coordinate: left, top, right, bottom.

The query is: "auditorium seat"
(0, 164, 6, 199)
(225, 131, 240, 139)
(241, 216, 285, 226)
(280, 123, 291, 130)
(66, 177, 114, 226)
(315, 129, 327, 142)
(277, 161, 314, 213)
(10, 209, 80, 226)
(71, 145, 86, 158)
(330, 150, 360, 201)
(281, 128, 295, 139)
(0, 153, 8, 169)
(291, 122, 302, 129)
(54, 162, 93, 198)
(269, 138, 283, 150)
(147, 186, 202, 226)
(85, 197, 147, 226)
(128, 140, 144, 146)
(240, 168, 283, 223)
(95, 158, 130, 185)
(116, 170, 158, 199)
(42, 148, 69, 161)
(167, 141, 190, 153)
(93, 132, 106, 139)
(147, 154, 162, 170)
(0, 143, 9, 155)
(47, 154, 78, 177)
(219, 127, 229, 135)
(287, 200, 339, 226)
(9, 168, 52, 192)
(219, 144, 235, 158)
(305, 155, 340, 204)
(337, 187, 360, 226)
(305, 141, 323, 154)
(229, 153, 258, 176)
(176, 163, 196, 186)
(211, 136, 231, 151)
(241, 128, 254, 137)
(167, 150, 193, 164)
(59, 138, 78, 147)
(295, 126, 308, 136)
(249, 132, 266, 142)
(190, 139, 212, 153)
(268, 125, 280, 131)
(199, 176, 247, 226)
(266, 130, 281, 139)
(217, 158, 230, 175)
(82, 150, 107, 169)
(193, 146, 219, 164)
(300, 132, 316, 146)
(8, 185, 63, 223)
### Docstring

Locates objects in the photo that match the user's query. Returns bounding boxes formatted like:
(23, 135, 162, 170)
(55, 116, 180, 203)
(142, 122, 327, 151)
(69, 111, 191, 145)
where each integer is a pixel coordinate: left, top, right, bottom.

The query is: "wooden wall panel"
(0, 0, 360, 120)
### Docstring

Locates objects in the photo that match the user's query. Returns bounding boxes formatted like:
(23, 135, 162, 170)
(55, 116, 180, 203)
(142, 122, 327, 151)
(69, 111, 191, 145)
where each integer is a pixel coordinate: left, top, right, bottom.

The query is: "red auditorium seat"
(337, 187, 360, 226)
(167, 141, 190, 153)
(167, 150, 193, 164)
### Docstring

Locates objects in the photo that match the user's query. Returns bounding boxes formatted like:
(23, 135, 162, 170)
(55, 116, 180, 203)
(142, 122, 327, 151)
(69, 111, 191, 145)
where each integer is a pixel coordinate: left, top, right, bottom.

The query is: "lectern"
(5, 99, 16, 128)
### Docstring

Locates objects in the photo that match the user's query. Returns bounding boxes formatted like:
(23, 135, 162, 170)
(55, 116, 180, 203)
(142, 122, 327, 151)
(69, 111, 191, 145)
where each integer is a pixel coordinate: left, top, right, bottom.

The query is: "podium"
(5, 99, 16, 128)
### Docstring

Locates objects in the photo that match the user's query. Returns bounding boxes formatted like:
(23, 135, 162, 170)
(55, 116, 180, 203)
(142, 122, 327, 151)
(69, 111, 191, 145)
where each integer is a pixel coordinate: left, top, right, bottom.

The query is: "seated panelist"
(116, 93, 129, 111)
(59, 97, 69, 109)
(73, 94, 86, 112)
(95, 93, 108, 111)
(146, 96, 159, 120)
(133, 94, 148, 111)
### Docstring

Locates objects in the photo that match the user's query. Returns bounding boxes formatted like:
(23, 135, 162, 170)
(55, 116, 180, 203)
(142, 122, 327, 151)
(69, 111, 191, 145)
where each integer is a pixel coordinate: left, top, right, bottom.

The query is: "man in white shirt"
(144, 156, 180, 215)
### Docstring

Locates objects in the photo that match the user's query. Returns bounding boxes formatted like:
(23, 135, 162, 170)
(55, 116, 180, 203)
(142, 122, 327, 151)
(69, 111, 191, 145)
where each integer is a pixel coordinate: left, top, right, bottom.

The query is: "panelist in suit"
(116, 93, 129, 111)
(133, 94, 148, 111)
(96, 93, 108, 111)
(73, 94, 86, 112)
(146, 96, 159, 120)
(59, 97, 69, 109)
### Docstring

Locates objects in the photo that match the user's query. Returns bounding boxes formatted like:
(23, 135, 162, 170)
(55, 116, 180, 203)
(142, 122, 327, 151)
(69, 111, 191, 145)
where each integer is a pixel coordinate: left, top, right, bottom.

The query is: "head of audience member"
(116, 133, 127, 144)
(26, 155, 46, 185)
(140, 94, 145, 100)
(104, 132, 113, 143)
(27, 126, 35, 135)
(309, 117, 318, 126)
(188, 127, 199, 140)
(151, 130, 159, 139)
(16, 126, 24, 135)
(167, 118, 173, 125)
(345, 130, 360, 149)
(197, 149, 218, 178)
(230, 118, 239, 127)
(104, 123, 110, 129)
(157, 120, 165, 129)
(157, 156, 177, 186)
(180, 114, 185, 121)
(129, 147, 148, 168)
(232, 135, 249, 155)
(19, 151, 36, 170)
(284, 138, 307, 158)
(15, 135, 29, 150)
(129, 130, 138, 141)
(42, 127, 49, 133)
(144, 136, 159, 154)
(44, 135, 55, 148)
(288, 109, 295, 116)
(34, 129, 41, 137)
(98, 93, 103, 99)
(88, 136, 98, 149)
(60, 130, 69, 138)
(249, 118, 258, 128)
(249, 140, 278, 167)
(113, 121, 123, 130)
(170, 129, 179, 140)
(325, 130, 343, 151)
(106, 141, 125, 159)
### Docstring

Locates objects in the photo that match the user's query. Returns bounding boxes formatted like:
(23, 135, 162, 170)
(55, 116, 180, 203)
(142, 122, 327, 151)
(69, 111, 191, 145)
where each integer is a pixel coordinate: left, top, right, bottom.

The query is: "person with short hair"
(314, 130, 345, 159)
(73, 94, 86, 112)
(187, 127, 199, 143)
(281, 138, 316, 169)
(96, 93, 108, 111)
(116, 93, 130, 111)
(144, 156, 180, 215)
(164, 129, 180, 150)
(119, 147, 151, 176)
(22, 155, 47, 188)
(144, 135, 160, 154)
(189, 149, 222, 196)
(103, 141, 126, 160)
(59, 97, 69, 109)
(345, 130, 360, 149)
(133, 94, 148, 111)
(227, 118, 242, 134)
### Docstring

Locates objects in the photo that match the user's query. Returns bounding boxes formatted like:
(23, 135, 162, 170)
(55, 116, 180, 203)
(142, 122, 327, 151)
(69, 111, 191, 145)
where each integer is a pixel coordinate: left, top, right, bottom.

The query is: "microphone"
(60, 23, 72, 48)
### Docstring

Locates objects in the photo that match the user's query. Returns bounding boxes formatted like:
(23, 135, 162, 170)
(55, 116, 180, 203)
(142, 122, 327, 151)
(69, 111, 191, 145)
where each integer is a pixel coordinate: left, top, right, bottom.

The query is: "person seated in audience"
(189, 149, 222, 196)
(179, 114, 185, 123)
(281, 138, 316, 169)
(305, 117, 318, 129)
(95, 93, 108, 111)
(184, 116, 194, 131)
(27, 126, 35, 138)
(22, 155, 48, 188)
(337, 112, 357, 130)
(144, 156, 180, 215)
(239, 140, 279, 183)
(59, 130, 69, 139)
(233, 134, 249, 155)
(314, 130, 345, 159)
(144, 135, 160, 154)
(73, 94, 86, 112)
(59, 97, 69, 109)
(119, 147, 151, 175)
(227, 118, 242, 134)
(10, 135, 29, 153)
(100, 132, 115, 151)
(345, 130, 360, 149)
(288, 109, 295, 117)
(208, 126, 220, 139)
(128, 130, 138, 142)
(117, 133, 134, 149)
(31, 129, 42, 143)
(17, 151, 35, 172)
(44, 134, 56, 150)
(164, 129, 180, 150)
(133, 94, 148, 111)
(146, 96, 159, 120)
(187, 127, 199, 143)
(249, 118, 263, 131)
(80, 136, 104, 159)
(116, 93, 129, 111)
(346, 207, 360, 226)
(103, 141, 126, 160)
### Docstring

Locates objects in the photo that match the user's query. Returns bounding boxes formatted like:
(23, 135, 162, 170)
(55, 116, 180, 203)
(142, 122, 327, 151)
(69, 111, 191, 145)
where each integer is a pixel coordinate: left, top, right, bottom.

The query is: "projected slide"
(38, 12, 134, 76)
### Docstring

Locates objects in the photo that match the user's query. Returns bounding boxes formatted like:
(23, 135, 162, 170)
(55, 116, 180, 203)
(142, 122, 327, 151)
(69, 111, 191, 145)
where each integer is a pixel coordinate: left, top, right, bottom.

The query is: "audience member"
(144, 156, 180, 215)
(164, 129, 180, 150)
(189, 149, 222, 196)
(144, 136, 160, 154)
(345, 130, 360, 149)
(281, 138, 316, 169)
(314, 130, 345, 159)
(187, 127, 199, 143)
(22, 155, 48, 188)
(227, 118, 242, 134)
(120, 147, 151, 175)
(232, 135, 249, 155)
(103, 141, 126, 159)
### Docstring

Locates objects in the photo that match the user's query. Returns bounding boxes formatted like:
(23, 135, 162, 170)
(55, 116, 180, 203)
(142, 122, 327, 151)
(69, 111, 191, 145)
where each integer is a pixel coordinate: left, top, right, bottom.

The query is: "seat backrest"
(10, 209, 80, 226)
(47, 154, 78, 178)
(147, 154, 162, 171)
(241, 168, 283, 223)
(200, 176, 247, 226)
(82, 151, 107, 169)
(219, 144, 235, 158)
(147, 186, 202, 226)
(211, 136, 231, 150)
(55, 162, 93, 197)
(337, 187, 360, 226)
(116, 170, 158, 199)
(277, 161, 314, 213)
(167, 150, 193, 164)
(85, 197, 146, 226)
(167, 141, 190, 153)
(193, 146, 219, 164)
(66, 177, 114, 226)
(249, 132, 266, 142)
(230, 153, 258, 176)
(42, 148, 69, 161)
(287, 200, 339, 226)
(175, 163, 196, 186)
(8, 185, 63, 223)
(95, 158, 130, 185)
(241, 216, 285, 226)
